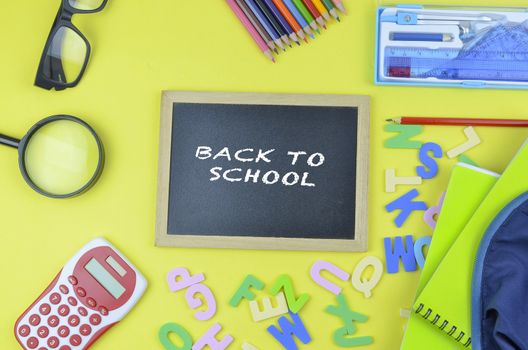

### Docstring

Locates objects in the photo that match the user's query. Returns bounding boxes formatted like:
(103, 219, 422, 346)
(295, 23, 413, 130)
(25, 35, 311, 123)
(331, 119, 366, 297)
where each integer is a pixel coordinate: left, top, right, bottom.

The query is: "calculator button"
(98, 306, 109, 316)
(79, 324, 92, 336)
(50, 293, 61, 305)
(18, 325, 30, 337)
(89, 314, 101, 326)
(67, 297, 77, 306)
(68, 315, 80, 327)
(76, 287, 86, 297)
(48, 316, 60, 327)
(69, 334, 82, 346)
(39, 303, 51, 316)
(86, 297, 97, 308)
(59, 285, 69, 294)
(47, 336, 59, 348)
(27, 337, 39, 349)
(37, 326, 49, 338)
(29, 314, 41, 326)
(58, 326, 70, 338)
(68, 276, 78, 286)
(58, 305, 70, 317)
(60, 346, 71, 350)
(78, 307, 88, 317)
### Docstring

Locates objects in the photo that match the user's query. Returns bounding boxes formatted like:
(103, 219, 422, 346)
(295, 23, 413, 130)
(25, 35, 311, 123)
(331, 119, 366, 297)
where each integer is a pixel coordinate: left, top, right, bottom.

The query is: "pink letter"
(185, 283, 217, 321)
(192, 324, 234, 350)
(167, 268, 205, 292)
(310, 261, 350, 295)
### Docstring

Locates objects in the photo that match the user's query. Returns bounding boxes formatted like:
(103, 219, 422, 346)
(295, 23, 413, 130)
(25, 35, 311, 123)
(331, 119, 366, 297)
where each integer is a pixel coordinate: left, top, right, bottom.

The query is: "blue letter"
(267, 312, 311, 350)
(385, 189, 428, 228)
(384, 235, 417, 273)
(416, 142, 442, 179)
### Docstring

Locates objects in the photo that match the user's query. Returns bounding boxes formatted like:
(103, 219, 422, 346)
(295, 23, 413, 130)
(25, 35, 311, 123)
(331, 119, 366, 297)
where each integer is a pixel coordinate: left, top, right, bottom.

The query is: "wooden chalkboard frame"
(155, 91, 370, 251)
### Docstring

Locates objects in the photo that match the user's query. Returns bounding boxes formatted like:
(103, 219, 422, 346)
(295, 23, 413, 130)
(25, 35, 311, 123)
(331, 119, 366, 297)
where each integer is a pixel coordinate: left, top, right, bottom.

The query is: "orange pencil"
(271, 0, 308, 42)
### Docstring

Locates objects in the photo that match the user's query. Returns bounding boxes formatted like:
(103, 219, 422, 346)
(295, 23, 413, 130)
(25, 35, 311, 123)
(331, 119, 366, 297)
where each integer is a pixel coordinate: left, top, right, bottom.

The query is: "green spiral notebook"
(413, 140, 528, 348)
(400, 163, 499, 350)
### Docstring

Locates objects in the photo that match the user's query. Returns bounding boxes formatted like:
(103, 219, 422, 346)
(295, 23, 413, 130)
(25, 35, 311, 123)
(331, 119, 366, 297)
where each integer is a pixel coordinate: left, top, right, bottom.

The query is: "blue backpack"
(472, 192, 528, 350)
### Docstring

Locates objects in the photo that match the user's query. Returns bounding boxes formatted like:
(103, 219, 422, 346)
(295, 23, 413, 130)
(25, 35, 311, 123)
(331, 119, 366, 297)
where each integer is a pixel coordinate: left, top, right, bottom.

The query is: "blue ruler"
(385, 46, 528, 81)
(383, 22, 528, 82)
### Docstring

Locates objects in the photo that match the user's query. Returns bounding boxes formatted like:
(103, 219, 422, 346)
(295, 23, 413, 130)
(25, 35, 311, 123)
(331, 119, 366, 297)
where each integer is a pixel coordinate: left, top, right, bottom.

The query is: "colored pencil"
(236, 0, 279, 53)
(253, 0, 293, 47)
(291, 0, 320, 32)
(321, 0, 340, 21)
(244, 0, 286, 51)
(386, 117, 528, 127)
(282, 0, 315, 38)
(271, 0, 307, 42)
(227, 0, 275, 62)
(311, 0, 331, 21)
(262, 0, 300, 45)
(301, 0, 327, 29)
(331, 0, 347, 14)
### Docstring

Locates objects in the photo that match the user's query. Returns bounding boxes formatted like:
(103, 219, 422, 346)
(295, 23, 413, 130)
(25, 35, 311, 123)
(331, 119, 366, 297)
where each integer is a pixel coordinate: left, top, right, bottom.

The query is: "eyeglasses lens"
(43, 26, 87, 85)
(68, 0, 105, 11)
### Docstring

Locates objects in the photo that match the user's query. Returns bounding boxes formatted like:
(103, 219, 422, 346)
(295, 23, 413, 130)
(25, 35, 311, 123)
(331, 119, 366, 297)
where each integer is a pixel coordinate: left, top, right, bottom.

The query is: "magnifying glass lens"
(24, 119, 101, 196)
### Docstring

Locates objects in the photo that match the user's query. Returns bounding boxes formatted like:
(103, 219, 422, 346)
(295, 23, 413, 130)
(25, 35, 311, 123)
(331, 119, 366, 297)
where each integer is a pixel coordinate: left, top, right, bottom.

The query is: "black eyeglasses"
(35, 0, 108, 91)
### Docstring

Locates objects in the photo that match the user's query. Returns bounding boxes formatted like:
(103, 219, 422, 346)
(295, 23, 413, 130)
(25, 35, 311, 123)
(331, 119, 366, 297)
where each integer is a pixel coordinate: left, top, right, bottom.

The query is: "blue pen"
(282, 0, 315, 38)
(390, 32, 454, 42)
(244, 0, 286, 50)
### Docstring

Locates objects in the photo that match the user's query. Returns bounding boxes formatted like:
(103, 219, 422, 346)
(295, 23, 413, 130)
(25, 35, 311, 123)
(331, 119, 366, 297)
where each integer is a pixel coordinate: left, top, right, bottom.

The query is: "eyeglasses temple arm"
(0, 134, 20, 148)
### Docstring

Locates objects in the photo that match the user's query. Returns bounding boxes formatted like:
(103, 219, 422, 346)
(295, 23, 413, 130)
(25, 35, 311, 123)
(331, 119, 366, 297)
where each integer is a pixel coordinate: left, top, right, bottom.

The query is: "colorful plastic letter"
(326, 293, 369, 333)
(249, 292, 289, 322)
(384, 236, 417, 273)
(310, 261, 351, 295)
(185, 283, 217, 321)
(416, 142, 442, 179)
(400, 308, 411, 318)
(458, 154, 478, 166)
(334, 327, 373, 347)
(326, 294, 374, 347)
(267, 312, 311, 350)
(351, 256, 383, 298)
(242, 343, 259, 350)
(385, 169, 422, 193)
(447, 127, 481, 158)
(385, 189, 428, 228)
(424, 192, 446, 229)
(269, 275, 310, 313)
(192, 324, 234, 350)
(167, 268, 205, 292)
(413, 236, 432, 269)
(159, 323, 193, 350)
(229, 275, 265, 307)
(384, 124, 423, 149)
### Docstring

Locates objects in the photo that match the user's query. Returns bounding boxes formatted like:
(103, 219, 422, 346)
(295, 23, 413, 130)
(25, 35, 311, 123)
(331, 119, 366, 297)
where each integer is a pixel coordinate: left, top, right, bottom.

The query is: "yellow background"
(1, 0, 528, 349)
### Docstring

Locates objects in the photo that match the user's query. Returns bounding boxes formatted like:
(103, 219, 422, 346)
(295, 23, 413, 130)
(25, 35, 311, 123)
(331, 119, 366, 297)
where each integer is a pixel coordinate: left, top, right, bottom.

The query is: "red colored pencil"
(387, 117, 528, 127)
(301, 0, 327, 29)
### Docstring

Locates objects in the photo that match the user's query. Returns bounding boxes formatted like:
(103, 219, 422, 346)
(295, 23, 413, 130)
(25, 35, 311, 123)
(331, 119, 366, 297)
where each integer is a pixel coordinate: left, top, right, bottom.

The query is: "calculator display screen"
(85, 258, 126, 299)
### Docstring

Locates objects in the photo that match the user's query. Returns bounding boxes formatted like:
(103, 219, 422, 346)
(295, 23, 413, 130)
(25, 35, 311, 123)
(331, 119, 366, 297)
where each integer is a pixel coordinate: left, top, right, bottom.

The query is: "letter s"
(210, 167, 222, 181)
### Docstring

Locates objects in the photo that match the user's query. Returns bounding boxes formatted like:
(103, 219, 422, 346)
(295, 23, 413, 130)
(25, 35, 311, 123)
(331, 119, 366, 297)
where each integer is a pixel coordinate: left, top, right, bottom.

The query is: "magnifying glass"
(0, 115, 104, 198)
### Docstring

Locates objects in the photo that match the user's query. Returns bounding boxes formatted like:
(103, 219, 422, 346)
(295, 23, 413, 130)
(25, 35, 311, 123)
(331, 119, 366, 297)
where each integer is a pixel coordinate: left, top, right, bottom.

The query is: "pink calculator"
(14, 238, 147, 350)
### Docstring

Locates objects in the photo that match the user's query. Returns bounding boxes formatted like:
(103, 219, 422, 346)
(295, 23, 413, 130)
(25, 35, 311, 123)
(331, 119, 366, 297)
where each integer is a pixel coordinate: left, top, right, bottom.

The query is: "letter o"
(307, 153, 325, 167)
(282, 172, 300, 186)
(262, 171, 280, 185)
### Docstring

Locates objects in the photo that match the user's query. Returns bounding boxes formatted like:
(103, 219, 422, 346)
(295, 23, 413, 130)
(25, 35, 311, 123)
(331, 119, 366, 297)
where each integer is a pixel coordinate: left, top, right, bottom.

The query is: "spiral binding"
(415, 303, 472, 348)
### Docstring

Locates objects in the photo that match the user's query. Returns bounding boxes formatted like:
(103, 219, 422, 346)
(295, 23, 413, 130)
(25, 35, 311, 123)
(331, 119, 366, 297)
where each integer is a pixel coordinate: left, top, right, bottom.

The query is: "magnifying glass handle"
(0, 134, 20, 148)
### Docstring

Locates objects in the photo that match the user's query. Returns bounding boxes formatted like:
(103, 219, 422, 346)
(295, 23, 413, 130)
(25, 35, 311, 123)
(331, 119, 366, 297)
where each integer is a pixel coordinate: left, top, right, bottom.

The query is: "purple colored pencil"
(262, 0, 300, 45)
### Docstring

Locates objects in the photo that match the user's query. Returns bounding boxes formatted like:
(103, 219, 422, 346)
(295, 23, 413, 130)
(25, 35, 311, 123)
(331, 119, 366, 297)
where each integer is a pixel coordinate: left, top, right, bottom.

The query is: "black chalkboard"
(156, 92, 370, 251)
